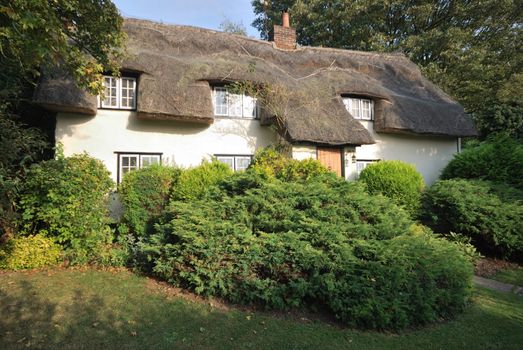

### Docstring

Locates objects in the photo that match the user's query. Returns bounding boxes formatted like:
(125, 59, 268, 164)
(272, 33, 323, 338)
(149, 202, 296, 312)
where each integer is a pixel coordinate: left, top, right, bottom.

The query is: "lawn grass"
(1, 268, 522, 350)
(490, 266, 523, 287)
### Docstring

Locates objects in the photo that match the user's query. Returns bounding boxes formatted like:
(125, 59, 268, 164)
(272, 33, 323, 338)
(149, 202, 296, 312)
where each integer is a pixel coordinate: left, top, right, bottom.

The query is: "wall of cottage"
(55, 110, 277, 183)
(291, 122, 459, 185)
(57, 110, 459, 185)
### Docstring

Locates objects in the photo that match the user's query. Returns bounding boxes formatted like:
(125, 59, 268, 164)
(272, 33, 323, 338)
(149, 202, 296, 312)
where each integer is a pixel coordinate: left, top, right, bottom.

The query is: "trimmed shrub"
(249, 146, 332, 181)
(421, 179, 523, 260)
(441, 135, 523, 190)
(0, 234, 62, 270)
(19, 153, 114, 264)
(325, 234, 472, 329)
(359, 160, 425, 216)
(135, 171, 472, 330)
(118, 164, 180, 237)
(171, 160, 232, 201)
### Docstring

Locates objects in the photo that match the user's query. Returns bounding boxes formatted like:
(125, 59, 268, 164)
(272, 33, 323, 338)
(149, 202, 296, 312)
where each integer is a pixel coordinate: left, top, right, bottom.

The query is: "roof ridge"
(123, 17, 410, 63)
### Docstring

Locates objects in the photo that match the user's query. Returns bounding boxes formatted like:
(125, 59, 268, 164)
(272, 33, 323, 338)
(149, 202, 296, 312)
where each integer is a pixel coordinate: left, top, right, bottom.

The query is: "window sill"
(213, 115, 259, 121)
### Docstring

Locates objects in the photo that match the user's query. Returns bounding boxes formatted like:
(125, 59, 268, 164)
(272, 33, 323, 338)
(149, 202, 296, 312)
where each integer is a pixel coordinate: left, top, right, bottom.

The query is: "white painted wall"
(291, 122, 458, 185)
(352, 121, 458, 184)
(57, 110, 457, 185)
(56, 110, 277, 183)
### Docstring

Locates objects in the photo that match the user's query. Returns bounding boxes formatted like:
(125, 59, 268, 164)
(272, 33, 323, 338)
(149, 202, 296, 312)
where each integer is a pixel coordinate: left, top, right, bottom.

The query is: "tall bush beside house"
(170, 160, 233, 201)
(359, 160, 425, 216)
(421, 179, 523, 261)
(441, 135, 523, 190)
(118, 165, 180, 237)
(19, 153, 114, 264)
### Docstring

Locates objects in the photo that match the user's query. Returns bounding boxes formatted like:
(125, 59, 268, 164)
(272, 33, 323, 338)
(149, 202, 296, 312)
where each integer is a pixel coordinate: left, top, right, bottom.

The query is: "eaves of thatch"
(33, 18, 477, 146)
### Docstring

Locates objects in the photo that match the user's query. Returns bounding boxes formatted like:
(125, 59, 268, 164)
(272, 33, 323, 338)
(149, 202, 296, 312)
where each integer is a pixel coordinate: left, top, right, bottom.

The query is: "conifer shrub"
(19, 153, 114, 264)
(0, 234, 62, 270)
(441, 135, 523, 190)
(135, 171, 472, 330)
(421, 179, 523, 261)
(118, 164, 180, 237)
(359, 160, 425, 216)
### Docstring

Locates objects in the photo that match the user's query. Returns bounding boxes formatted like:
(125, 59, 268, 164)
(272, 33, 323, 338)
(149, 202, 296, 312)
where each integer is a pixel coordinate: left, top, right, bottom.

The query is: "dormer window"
(342, 97, 374, 121)
(99, 76, 137, 110)
(212, 86, 258, 119)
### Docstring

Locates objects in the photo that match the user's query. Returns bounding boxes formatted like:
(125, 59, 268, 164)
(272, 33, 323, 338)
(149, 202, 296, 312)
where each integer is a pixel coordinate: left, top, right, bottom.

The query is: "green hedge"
(135, 171, 472, 330)
(19, 153, 114, 264)
(249, 146, 332, 181)
(441, 135, 523, 190)
(421, 179, 523, 260)
(0, 234, 62, 270)
(118, 164, 180, 237)
(171, 160, 232, 201)
(359, 160, 425, 216)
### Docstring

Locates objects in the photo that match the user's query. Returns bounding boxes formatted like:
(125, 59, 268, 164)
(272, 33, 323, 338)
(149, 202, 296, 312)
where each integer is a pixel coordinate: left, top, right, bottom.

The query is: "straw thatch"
(33, 18, 477, 145)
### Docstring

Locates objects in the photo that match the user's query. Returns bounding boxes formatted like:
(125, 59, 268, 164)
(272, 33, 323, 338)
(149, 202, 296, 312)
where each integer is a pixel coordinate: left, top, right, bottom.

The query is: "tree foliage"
(252, 0, 523, 138)
(0, 0, 125, 237)
(219, 19, 248, 36)
(1, 0, 126, 98)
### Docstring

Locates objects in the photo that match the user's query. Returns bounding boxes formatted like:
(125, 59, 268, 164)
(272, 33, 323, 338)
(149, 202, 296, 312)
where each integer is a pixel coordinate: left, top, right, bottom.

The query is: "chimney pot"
(282, 11, 290, 28)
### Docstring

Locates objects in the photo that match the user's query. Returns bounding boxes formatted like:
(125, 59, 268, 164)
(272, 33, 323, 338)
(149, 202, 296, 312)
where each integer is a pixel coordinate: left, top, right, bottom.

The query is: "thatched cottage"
(33, 13, 476, 184)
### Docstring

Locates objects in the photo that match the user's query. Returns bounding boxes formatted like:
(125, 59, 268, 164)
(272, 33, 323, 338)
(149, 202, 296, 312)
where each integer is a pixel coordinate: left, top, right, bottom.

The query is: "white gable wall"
(56, 110, 277, 183)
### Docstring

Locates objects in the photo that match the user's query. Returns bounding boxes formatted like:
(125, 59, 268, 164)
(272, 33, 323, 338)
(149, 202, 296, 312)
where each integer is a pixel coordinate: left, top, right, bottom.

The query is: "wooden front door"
(317, 147, 343, 176)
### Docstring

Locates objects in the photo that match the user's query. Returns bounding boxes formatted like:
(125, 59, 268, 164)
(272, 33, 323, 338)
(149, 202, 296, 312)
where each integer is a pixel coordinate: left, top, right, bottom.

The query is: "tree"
(219, 18, 247, 36)
(1, 0, 126, 99)
(0, 0, 126, 238)
(251, 0, 523, 138)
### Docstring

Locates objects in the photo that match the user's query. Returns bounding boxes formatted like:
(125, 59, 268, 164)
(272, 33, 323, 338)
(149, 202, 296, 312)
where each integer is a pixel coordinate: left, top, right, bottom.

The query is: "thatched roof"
(33, 18, 477, 145)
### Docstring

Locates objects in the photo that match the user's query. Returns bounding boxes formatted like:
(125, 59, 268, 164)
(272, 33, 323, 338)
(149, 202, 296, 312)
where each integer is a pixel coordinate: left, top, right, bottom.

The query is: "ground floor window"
(356, 159, 380, 176)
(215, 154, 253, 171)
(116, 152, 162, 183)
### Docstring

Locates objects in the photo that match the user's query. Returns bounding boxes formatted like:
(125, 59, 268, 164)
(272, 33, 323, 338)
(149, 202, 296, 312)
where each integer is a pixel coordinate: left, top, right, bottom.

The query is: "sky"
(112, 0, 260, 38)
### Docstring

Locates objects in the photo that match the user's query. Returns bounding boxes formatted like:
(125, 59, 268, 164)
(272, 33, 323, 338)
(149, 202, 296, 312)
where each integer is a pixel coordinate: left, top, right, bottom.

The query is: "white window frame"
(356, 159, 380, 177)
(215, 155, 253, 172)
(116, 152, 161, 183)
(212, 86, 258, 119)
(342, 97, 374, 121)
(99, 76, 137, 110)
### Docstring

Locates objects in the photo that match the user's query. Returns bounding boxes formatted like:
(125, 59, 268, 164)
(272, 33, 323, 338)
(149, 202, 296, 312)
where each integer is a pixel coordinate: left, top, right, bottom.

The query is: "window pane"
(235, 157, 251, 171)
(214, 88, 228, 115)
(216, 156, 234, 170)
(228, 93, 243, 117)
(102, 77, 118, 107)
(121, 78, 136, 108)
(350, 98, 361, 118)
(141, 155, 160, 167)
(242, 95, 257, 118)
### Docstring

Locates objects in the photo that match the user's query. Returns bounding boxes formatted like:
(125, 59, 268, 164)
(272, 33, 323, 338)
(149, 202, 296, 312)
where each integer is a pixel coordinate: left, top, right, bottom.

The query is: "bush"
(19, 153, 114, 264)
(421, 179, 523, 260)
(324, 234, 472, 329)
(359, 160, 425, 216)
(171, 160, 232, 201)
(442, 135, 523, 190)
(249, 146, 332, 181)
(0, 234, 62, 270)
(118, 164, 180, 237)
(135, 171, 472, 330)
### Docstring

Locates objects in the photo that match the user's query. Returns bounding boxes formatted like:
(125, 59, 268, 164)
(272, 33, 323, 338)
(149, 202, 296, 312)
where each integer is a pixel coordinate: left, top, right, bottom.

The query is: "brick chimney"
(272, 10, 296, 50)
